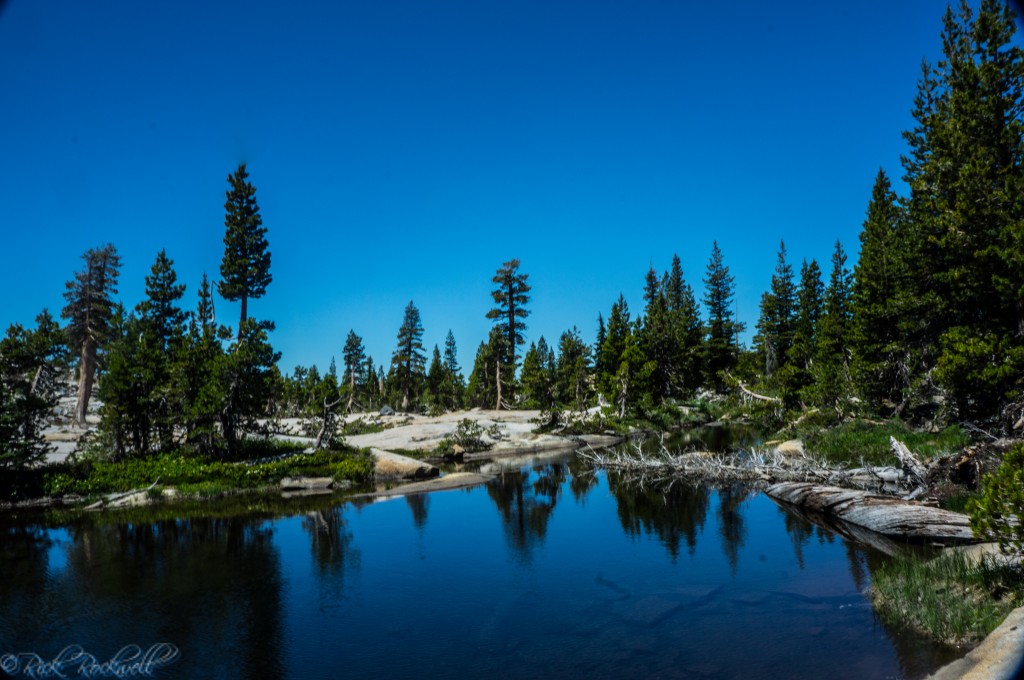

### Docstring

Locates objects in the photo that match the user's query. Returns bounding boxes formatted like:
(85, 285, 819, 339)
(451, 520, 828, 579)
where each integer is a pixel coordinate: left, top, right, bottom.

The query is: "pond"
(0, 451, 960, 679)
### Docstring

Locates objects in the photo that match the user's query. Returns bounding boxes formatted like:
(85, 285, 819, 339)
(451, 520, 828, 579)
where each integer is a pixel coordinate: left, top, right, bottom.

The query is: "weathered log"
(891, 437, 927, 486)
(737, 381, 782, 404)
(766, 482, 977, 544)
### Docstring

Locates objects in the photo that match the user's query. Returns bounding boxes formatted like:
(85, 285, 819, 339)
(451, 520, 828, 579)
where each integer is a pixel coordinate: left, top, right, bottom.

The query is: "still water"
(0, 452, 959, 679)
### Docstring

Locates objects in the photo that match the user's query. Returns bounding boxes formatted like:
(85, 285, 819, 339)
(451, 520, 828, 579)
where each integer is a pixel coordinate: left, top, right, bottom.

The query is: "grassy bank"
(798, 420, 968, 466)
(872, 549, 1024, 647)
(1, 442, 374, 504)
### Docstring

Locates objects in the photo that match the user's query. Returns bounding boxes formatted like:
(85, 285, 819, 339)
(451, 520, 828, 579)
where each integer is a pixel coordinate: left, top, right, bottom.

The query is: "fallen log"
(766, 481, 977, 544)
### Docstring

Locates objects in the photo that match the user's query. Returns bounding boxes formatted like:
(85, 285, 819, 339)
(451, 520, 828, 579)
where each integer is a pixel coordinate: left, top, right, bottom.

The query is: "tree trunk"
(238, 293, 248, 340)
(75, 338, 95, 428)
(495, 360, 502, 411)
(347, 372, 355, 414)
(29, 365, 43, 397)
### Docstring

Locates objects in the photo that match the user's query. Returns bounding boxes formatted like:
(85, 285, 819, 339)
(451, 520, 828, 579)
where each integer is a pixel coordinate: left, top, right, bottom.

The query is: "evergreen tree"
(341, 330, 366, 413)
(520, 338, 555, 408)
(851, 170, 912, 412)
(219, 318, 281, 457)
(901, 1, 1024, 422)
(176, 281, 226, 456)
(0, 311, 68, 469)
(665, 254, 703, 397)
(754, 241, 796, 378)
(702, 242, 743, 388)
(609, 322, 655, 418)
(594, 313, 606, 380)
(97, 307, 148, 456)
(61, 244, 121, 427)
(486, 259, 531, 374)
(466, 329, 508, 409)
(786, 259, 824, 406)
(599, 295, 631, 399)
(440, 330, 465, 410)
(390, 301, 426, 412)
(555, 327, 592, 410)
(425, 345, 444, 408)
(218, 163, 271, 337)
(136, 249, 187, 449)
(811, 242, 854, 411)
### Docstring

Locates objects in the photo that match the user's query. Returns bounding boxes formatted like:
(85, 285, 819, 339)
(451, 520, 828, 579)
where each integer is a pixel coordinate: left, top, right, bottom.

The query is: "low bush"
(969, 444, 1024, 559)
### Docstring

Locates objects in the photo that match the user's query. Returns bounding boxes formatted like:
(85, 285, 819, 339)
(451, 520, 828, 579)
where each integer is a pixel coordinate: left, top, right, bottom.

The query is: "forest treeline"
(1, 0, 1022, 468)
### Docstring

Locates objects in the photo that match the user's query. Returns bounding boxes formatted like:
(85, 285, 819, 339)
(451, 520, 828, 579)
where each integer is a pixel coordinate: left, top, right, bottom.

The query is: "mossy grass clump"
(799, 419, 968, 466)
(872, 549, 1024, 647)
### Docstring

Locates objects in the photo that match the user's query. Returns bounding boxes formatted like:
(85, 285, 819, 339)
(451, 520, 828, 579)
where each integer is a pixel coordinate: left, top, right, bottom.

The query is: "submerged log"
(766, 482, 977, 544)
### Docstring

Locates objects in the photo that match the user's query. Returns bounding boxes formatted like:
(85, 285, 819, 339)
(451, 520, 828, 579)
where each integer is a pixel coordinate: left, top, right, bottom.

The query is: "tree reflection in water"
(486, 464, 566, 561)
(404, 494, 429, 530)
(607, 472, 710, 561)
(716, 483, 751, 575)
(0, 516, 286, 680)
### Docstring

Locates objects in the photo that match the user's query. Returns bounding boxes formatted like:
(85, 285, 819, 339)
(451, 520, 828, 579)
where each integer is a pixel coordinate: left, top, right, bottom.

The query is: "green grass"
(872, 549, 1024, 647)
(802, 420, 968, 466)
(36, 446, 373, 498)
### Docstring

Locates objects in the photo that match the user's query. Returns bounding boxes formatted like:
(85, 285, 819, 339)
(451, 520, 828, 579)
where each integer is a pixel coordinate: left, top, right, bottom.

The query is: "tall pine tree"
(219, 163, 271, 337)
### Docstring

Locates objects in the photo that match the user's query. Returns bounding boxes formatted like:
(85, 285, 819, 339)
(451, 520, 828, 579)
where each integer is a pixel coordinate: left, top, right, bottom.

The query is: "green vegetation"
(435, 418, 493, 458)
(43, 445, 372, 498)
(872, 549, 1024, 647)
(800, 420, 968, 466)
(970, 444, 1024, 559)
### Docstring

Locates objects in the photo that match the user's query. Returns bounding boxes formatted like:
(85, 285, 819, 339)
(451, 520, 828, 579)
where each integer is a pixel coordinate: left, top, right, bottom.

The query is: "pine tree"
(218, 163, 271, 337)
(176, 280, 226, 456)
(61, 244, 122, 428)
(0, 311, 68, 469)
(219, 318, 281, 457)
(754, 241, 796, 378)
(599, 295, 631, 399)
(425, 345, 444, 408)
(610, 323, 655, 418)
(665, 254, 703, 397)
(555, 327, 591, 410)
(520, 338, 555, 409)
(851, 170, 912, 412)
(466, 329, 508, 409)
(786, 259, 824, 406)
(341, 330, 366, 413)
(440, 330, 465, 410)
(899, 1, 1024, 422)
(594, 313, 606, 380)
(702, 242, 743, 388)
(811, 242, 854, 411)
(390, 301, 426, 412)
(136, 249, 187, 450)
(486, 259, 531, 373)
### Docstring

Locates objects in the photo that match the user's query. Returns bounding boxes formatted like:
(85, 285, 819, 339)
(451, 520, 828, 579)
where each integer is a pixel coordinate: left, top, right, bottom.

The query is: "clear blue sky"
(0, 1, 1003, 373)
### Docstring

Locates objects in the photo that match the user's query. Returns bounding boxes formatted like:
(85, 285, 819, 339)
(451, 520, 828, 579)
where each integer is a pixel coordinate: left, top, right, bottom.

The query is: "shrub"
(970, 444, 1024, 559)
(436, 418, 492, 457)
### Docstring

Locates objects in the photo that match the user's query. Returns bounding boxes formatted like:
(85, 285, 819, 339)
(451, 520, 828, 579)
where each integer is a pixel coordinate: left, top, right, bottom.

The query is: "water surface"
(0, 453, 959, 679)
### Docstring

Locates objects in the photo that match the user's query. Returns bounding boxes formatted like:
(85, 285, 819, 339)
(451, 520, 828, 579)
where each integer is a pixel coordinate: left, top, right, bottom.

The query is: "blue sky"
(0, 1, 997, 373)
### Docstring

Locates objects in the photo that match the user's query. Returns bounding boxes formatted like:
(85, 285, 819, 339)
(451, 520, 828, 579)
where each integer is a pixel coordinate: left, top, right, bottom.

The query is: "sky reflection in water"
(0, 454, 960, 679)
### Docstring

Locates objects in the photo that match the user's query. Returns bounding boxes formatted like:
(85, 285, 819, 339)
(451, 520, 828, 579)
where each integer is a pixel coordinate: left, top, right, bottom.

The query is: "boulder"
(372, 448, 439, 480)
(379, 405, 396, 416)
